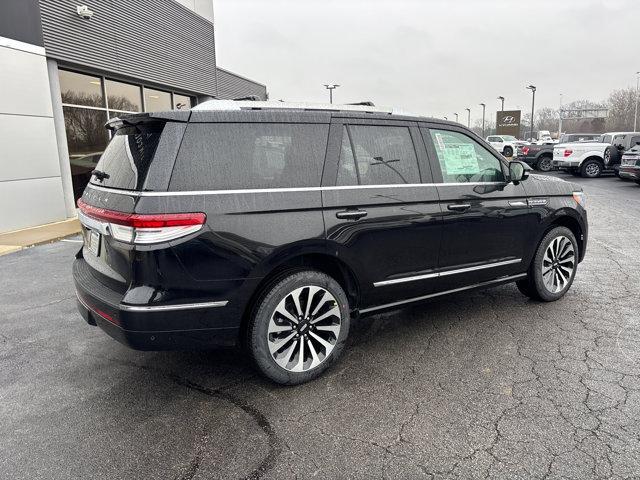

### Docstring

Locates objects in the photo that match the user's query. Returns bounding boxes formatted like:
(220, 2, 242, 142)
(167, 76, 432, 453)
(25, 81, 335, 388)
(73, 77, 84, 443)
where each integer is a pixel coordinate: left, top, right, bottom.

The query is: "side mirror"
(509, 161, 530, 183)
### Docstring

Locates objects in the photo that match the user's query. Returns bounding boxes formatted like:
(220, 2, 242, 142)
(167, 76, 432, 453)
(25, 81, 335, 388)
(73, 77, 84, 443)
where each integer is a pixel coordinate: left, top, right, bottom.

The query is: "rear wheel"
(517, 227, 578, 302)
(537, 155, 553, 172)
(503, 146, 513, 157)
(247, 270, 350, 385)
(580, 159, 602, 178)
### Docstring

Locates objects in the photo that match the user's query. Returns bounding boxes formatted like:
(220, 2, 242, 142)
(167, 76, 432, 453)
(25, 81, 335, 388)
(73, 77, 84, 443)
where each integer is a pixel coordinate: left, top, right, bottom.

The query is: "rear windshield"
(169, 123, 329, 190)
(90, 123, 164, 190)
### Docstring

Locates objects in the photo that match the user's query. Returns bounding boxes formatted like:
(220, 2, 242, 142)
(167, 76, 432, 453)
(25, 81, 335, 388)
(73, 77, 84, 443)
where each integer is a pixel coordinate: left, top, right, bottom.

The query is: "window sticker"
(434, 132, 446, 151)
(441, 144, 479, 175)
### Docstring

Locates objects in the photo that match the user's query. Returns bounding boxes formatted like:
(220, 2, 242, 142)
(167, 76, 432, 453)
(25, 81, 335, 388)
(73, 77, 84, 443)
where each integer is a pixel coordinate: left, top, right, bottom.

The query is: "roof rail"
(232, 95, 262, 101)
(192, 99, 398, 114)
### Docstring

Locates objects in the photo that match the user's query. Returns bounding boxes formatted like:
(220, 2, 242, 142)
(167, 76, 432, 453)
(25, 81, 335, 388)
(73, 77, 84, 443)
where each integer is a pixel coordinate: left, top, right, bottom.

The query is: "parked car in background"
(72, 100, 588, 384)
(553, 132, 640, 178)
(486, 135, 528, 157)
(517, 133, 602, 172)
(618, 144, 640, 184)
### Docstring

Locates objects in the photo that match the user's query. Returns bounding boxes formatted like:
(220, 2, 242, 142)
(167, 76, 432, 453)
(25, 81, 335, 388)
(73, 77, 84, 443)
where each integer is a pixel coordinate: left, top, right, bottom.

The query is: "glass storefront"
(59, 69, 195, 199)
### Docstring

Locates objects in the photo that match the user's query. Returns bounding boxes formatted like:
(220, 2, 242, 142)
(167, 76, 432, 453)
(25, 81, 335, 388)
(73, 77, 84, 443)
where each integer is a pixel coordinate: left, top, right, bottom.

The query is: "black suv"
(73, 101, 588, 384)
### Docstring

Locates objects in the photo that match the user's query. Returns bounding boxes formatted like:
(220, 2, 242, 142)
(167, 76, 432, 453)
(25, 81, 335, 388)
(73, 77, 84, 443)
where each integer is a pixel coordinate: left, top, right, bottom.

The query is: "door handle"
(336, 209, 368, 220)
(447, 203, 471, 212)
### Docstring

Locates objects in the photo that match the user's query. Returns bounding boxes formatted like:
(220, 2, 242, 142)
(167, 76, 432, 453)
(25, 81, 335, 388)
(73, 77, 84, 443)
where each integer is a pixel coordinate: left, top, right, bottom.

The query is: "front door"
(322, 119, 442, 309)
(422, 126, 535, 291)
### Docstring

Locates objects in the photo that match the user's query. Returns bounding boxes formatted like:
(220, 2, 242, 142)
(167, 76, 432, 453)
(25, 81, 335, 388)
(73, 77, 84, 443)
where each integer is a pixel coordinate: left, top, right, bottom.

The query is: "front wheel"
(247, 270, 350, 385)
(536, 156, 553, 172)
(517, 227, 578, 302)
(503, 146, 513, 157)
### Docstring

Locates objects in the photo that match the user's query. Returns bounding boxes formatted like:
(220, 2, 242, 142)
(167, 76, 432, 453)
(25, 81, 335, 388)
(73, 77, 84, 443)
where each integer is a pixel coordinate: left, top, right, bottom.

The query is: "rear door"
(421, 124, 535, 291)
(322, 117, 442, 309)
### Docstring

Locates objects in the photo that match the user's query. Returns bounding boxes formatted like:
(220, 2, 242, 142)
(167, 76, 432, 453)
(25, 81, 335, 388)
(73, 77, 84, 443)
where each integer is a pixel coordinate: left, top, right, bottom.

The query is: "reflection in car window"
(336, 125, 420, 186)
(429, 129, 506, 183)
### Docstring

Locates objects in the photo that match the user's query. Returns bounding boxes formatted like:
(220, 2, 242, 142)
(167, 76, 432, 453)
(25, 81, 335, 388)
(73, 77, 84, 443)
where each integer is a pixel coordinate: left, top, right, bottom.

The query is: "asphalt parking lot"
(2, 172, 640, 480)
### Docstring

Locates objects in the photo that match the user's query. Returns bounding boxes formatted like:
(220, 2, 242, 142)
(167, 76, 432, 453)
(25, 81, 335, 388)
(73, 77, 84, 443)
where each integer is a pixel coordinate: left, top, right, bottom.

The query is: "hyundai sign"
(496, 110, 521, 137)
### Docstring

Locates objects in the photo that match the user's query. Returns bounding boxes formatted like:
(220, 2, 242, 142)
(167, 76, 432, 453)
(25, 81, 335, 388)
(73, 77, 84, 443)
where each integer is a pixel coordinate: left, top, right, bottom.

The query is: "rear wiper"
(91, 169, 110, 182)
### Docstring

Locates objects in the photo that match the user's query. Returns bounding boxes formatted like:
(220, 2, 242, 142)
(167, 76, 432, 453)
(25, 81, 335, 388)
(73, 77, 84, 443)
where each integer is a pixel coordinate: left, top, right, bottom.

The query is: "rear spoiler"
(105, 111, 191, 130)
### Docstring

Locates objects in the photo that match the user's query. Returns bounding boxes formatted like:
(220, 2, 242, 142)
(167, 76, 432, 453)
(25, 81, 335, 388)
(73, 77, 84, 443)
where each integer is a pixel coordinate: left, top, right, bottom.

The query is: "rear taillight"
(522, 146, 530, 155)
(563, 149, 573, 157)
(77, 199, 205, 244)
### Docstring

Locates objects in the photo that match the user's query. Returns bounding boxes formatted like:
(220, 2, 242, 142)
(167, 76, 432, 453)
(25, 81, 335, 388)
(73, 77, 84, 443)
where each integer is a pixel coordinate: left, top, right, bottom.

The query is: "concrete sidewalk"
(0, 218, 80, 256)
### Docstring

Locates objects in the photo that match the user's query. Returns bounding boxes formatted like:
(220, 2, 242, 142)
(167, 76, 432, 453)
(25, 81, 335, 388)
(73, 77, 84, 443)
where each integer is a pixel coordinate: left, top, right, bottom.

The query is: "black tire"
(580, 159, 602, 178)
(536, 155, 553, 172)
(247, 270, 350, 385)
(635, 180, 640, 186)
(518, 226, 578, 302)
(503, 146, 513, 157)
(569, 168, 580, 176)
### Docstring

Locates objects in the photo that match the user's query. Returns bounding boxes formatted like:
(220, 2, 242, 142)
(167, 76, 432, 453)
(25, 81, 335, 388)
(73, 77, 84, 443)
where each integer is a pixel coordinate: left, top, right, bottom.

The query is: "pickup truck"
(552, 132, 640, 178)
(486, 135, 528, 157)
(516, 133, 601, 172)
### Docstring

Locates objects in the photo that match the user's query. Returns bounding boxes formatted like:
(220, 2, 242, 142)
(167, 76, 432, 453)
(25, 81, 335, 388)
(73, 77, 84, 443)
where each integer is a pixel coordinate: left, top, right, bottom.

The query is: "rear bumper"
(553, 159, 580, 168)
(73, 258, 240, 350)
(619, 167, 640, 180)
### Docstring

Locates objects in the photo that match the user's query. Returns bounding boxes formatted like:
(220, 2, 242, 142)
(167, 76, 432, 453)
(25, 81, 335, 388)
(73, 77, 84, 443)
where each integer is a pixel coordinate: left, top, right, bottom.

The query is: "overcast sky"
(214, 0, 638, 124)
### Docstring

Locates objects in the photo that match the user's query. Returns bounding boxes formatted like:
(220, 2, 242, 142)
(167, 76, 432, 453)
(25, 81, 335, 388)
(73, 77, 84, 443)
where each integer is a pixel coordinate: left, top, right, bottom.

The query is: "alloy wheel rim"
(539, 158, 551, 171)
(542, 235, 575, 293)
(586, 163, 600, 176)
(267, 285, 341, 372)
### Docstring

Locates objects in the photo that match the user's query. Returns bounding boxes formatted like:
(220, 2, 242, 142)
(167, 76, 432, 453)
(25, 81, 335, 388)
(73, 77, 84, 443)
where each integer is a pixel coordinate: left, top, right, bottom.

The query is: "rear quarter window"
(169, 123, 329, 190)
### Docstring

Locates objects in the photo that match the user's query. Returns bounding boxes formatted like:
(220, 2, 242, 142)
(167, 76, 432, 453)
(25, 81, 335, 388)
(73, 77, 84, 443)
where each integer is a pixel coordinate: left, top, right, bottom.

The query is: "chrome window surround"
(373, 258, 522, 287)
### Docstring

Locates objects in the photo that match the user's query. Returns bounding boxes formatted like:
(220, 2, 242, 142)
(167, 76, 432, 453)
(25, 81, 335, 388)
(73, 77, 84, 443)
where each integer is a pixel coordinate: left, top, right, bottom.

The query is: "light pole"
(497, 96, 505, 111)
(526, 85, 536, 141)
(323, 84, 340, 104)
(634, 72, 639, 132)
(454, 113, 459, 123)
(479, 103, 486, 137)
(558, 93, 563, 137)
(465, 108, 471, 128)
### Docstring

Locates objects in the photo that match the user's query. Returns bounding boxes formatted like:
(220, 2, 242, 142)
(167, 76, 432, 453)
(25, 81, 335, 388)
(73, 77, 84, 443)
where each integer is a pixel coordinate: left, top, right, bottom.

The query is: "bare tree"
(605, 87, 637, 131)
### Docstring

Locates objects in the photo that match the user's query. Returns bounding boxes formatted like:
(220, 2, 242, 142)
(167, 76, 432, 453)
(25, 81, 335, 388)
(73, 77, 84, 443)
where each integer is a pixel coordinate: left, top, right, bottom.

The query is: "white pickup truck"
(486, 135, 529, 157)
(553, 132, 640, 178)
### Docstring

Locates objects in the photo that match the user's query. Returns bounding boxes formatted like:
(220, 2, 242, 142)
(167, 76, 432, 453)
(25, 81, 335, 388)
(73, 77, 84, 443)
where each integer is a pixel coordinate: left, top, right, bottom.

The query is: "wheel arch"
(238, 250, 361, 343)
(546, 213, 585, 261)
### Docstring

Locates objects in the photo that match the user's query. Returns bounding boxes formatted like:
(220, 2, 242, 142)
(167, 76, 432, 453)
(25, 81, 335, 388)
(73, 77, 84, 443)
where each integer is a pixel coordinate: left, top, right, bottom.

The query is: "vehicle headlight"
(572, 191, 586, 208)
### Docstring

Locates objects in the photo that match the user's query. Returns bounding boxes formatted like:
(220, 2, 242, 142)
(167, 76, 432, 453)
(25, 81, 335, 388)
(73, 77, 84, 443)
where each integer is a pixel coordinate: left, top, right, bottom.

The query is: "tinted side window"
(429, 129, 506, 183)
(629, 136, 640, 147)
(336, 125, 420, 186)
(170, 123, 329, 190)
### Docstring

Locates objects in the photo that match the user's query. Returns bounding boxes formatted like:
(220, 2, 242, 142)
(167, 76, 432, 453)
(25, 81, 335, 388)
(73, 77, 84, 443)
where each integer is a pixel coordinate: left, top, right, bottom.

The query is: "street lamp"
(558, 93, 563, 137)
(323, 84, 340, 104)
(634, 72, 639, 132)
(454, 113, 459, 123)
(497, 96, 505, 111)
(479, 103, 486, 137)
(526, 85, 536, 141)
(465, 108, 471, 128)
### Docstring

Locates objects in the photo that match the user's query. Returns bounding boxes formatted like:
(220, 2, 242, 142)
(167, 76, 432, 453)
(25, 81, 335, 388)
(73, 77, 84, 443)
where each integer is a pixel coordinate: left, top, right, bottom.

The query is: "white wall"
(0, 36, 67, 232)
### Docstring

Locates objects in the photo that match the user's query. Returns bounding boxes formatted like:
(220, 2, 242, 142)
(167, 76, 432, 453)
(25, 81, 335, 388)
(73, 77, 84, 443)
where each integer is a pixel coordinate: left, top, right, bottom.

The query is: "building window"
(173, 93, 193, 110)
(144, 87, 172, 112)
(62, 107, 109, 200)
(58, 70, 104, 107)
(58, 68, 196, 200)
(105, 79, 142, 113)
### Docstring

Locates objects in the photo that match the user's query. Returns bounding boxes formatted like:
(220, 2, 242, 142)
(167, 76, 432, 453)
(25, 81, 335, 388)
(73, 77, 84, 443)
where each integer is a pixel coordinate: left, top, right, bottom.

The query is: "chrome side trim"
(118, 300, 229, 312)
(361, 274, 527, 314)
(85, 182, 507, 197)
(373, 258, 522, 287)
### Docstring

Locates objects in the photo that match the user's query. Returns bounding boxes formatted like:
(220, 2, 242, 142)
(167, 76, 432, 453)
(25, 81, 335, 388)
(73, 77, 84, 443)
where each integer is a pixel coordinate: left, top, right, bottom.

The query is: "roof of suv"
(190, 99, 460, 126)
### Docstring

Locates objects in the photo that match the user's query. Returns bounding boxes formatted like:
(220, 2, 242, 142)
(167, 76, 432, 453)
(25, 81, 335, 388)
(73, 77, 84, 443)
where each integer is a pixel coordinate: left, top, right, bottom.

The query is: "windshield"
(90, 123, 164, 190)
(502, 135, 517, 141)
